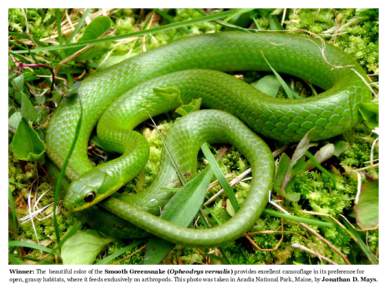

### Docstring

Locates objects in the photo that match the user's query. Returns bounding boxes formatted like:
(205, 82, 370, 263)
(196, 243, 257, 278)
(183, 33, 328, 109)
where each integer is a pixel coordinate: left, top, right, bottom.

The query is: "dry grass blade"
(292, 243, 337, 265)
(269, 198, 350, 264)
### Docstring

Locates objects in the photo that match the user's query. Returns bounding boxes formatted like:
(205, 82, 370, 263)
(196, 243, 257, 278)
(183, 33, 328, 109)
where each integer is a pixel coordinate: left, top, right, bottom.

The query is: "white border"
(2, 0, 386, 9)
(1, 1, 387, 298)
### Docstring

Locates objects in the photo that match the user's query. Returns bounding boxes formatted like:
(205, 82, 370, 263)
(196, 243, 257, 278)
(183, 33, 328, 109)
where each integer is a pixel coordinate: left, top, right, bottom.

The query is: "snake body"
(46, 32, 371, 246)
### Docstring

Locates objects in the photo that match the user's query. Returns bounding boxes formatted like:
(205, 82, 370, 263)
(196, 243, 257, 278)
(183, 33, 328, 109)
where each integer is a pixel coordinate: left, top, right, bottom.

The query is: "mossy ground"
(8, 9, 378, 265)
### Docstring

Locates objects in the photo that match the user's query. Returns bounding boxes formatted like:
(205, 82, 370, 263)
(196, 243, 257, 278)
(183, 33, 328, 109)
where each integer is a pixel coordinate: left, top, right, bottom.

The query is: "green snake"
(46, 32, 371, 246)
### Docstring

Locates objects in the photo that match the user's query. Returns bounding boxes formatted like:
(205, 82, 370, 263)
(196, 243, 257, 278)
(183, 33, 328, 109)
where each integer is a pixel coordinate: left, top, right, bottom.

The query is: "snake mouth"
(68, 201, 96, 212)
(63, 184, 106, 212)
(65, 193, 108, 212)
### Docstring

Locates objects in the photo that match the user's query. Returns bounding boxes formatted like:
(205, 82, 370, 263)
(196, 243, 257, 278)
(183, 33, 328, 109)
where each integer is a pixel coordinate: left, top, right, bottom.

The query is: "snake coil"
(46, 32, 371, 246)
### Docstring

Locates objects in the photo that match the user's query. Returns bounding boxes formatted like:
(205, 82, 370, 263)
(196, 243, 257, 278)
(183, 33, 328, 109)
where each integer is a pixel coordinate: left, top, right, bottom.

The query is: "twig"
(350, 68, 378, 98)
(204, 146, 286, 206)
(269, 198, 350, 264)
(281, 9, 287, 26)
(292, 243, 337, 265)
(27, 190, 39, 242)
(353, 171, 363, 205)
(245, 220, 284, 252)
(16, 62, 56, 92)
(121, 245, 146, 261)
(370, 137, 379, 167)
(204, 169, 251, 206)
(354, 163, 379, 172)
(54, 44, 93, 74)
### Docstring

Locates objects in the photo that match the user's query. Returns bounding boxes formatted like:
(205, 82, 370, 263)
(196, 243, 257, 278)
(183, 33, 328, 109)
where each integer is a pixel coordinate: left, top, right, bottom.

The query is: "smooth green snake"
(46, 32, 371, 246)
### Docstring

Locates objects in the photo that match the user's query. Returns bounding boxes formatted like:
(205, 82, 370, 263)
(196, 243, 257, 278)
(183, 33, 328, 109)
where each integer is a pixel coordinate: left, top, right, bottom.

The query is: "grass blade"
(53, 93, 83, 244)
(263, 209, 335, 228)
(55, 9, 64, 45)
(9, 254, 24, 264)
(68, 9, 92, 43)
(341, 219, 378, 264)
(274, 153, 291, 194)
(261, 52, 301, 99)
(161, 166, 213, 222)
(12, 9, 245, 54)
(305, 151, 337, 186)
(8, 188, 18, 236)
(96, 242, 142, 265)
(144, 166, 213, 264)
(66, 15, 112, 56)
(9, 240, 55, 255)
(201, 143, 240, 211)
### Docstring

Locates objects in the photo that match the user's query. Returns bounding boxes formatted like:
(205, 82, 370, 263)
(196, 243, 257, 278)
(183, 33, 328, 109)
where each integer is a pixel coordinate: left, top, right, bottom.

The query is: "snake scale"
(46, 32, 371, 246)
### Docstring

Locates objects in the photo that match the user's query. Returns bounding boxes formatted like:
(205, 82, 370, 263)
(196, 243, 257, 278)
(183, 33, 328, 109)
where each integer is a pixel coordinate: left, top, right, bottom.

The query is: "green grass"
(8, 8, 378, 265)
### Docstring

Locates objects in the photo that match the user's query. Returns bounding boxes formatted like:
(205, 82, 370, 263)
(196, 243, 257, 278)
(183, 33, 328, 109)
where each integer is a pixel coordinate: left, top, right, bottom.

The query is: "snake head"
(64, 169, 117, 212)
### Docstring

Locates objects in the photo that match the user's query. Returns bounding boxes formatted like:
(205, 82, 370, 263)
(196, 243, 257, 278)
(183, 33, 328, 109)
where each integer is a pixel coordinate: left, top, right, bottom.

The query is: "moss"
(340, 134, 377, 168)
(366, 231, 379, 254)
(286, 8, 378, 74)
(9, 9, 57, 39)
(289, 171, 356, 216)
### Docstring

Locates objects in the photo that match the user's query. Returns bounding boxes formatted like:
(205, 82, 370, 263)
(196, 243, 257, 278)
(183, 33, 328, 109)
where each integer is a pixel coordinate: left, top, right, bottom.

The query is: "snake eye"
(84, 191, 96, 203)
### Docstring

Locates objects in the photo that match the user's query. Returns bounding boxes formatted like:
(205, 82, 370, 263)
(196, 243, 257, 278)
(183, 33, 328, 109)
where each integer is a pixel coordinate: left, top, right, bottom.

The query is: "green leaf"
(251, 75, 281, 97)
(279, 132, 313, 193)
(208, 202, 231, 224)
(10, 118, 45, 161)
(67, 15, 112, 56)
(314, 143, 335, 164)
(97, 52, 134, 70)
(201, 143, 240, 211)
(144, 166, 213, 264)
(8, 111, 22, 132)
(61, 230, 112, 264)
(261, 52, 302, 99)
(359, 101, 378, 129)
(68, 9, 92, 43)
(78, 15, 112, 42)
(144, 239, 174, 265)
(290, 131, 314, 166)
(284, 192, 301, 202)
(59, 222, 82, 248)
(175, 98, 202, 116)
(21, 93, 39, 122)
(11, 74, 24, 92)
(354, 179, 378, 230)
(291, 157, 308, 176)
(153, 86, 183, 104)
(274, 153, 291, 194)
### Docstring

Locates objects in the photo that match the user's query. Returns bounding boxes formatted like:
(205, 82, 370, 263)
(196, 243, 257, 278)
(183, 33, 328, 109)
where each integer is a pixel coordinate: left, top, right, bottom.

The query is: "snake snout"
(63, 170, 108, 211)
(64, 182, 97, 212)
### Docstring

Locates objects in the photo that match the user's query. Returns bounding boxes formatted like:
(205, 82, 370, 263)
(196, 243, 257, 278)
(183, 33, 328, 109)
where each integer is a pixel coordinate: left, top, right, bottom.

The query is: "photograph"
(8, 8, 379, 265)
